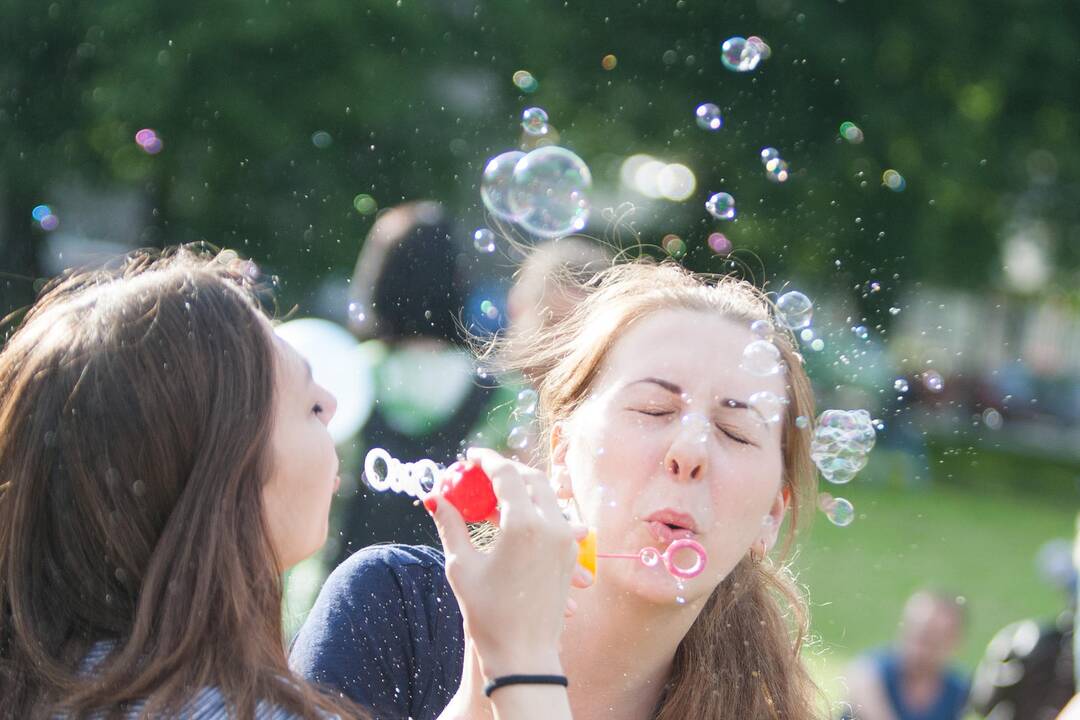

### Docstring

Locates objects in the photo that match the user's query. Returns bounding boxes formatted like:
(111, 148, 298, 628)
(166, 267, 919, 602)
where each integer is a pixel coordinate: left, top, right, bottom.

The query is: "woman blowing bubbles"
(0, 247, 580, 720)
(291, 260, 822, 719)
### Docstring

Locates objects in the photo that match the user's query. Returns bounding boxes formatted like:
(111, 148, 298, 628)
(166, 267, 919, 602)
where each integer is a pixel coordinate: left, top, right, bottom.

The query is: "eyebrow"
(628, 378, 749, 410)
(302, 358, 313, 384)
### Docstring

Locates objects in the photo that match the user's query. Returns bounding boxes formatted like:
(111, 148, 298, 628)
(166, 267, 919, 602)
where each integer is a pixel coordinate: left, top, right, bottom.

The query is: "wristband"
(484, 674, 569, 697)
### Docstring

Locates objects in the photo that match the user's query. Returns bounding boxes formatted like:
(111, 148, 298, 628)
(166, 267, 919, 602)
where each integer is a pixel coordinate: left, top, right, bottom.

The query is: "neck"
(559, 582, 702, 720)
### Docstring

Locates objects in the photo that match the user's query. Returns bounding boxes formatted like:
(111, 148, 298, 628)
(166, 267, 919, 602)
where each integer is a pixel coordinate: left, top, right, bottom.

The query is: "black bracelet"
(483, 674, 569, 698)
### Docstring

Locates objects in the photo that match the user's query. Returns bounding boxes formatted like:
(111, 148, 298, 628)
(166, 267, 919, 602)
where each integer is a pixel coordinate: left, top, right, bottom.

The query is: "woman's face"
(554, 308, 789, 605)
(263, 329, 340, 571)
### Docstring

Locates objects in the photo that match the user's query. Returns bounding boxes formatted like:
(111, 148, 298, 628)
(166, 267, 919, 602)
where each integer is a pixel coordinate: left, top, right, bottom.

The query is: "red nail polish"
(423, 497, 438, 513)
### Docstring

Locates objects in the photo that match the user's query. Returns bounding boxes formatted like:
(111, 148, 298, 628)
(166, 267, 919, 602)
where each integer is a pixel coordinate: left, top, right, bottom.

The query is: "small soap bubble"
(662, 234, 687, 259)
(765, 158, 789, 183)
(894, 378, 909, 393)
(760, 147, 780, 164)
(721, 36, 764, 72)
(601, 54, 618, 70)
(353, 194, 378, 215)
(695, 103, 723, 131)
(515, 388, 538, 416)
(776, 291, 813, 330)
(135, 128, 163, 154)
(839, 121, 864, 144)
(869, 281, 882, 293)
(800, 328, 815, 342)
(749, 391, 786, 424)
(346, 300, 367, 324)
(923, 370, 944, 393)
(311, 130, 333, 149)
(795, 415, 810, 429)
(508, 146, 592, 238)
(640, 547, 661, 567)
(889, 306, 901, 316)
(675, 595, 687, 605)
(521, 107, 550, 135)
(825, 497, 855, 527)
(480, 299, 500, 320)
(31, 204, 51, 222)
(982, 407, 1003, 429)
(852, 325, 869, 340)
(746, 35, 772, 60)
(481, 150, 527, 222)
(705, 192, 736, 220)
(811, 409, 877, 484)
(810, 338, 825, 352)
(741, 340, 782, 376)
(680, 412, 711, 443)
(708, 232, 732, 254)
(882, 169, 906, 192)
(38, 212, 60, 231)
(750, 319, 773, 339)
(472, 228, 496, 253)
(512, 70, 538, 92)
(507, 426, 530, 450)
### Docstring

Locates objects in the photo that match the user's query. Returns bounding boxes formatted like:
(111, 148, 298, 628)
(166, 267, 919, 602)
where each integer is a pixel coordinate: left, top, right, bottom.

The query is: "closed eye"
(635, 408, 673, 417)
(717, 425, 753, 445)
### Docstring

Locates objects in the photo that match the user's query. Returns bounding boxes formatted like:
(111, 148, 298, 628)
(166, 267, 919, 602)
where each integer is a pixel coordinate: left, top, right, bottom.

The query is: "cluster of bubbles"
(818, 492, 856, 527)
(695, 103, 722, 131)
(720, 35, 771, 73)
(512, 70, 538, 93)
(481, 138, 592, 238)
(364, 448, 439, 498)
(506, 388, 539, 451)
(135, 128, 163, 154)
(741, 319, 782, 376)
(839, 121, 864, 144)
(810, 409, 877, 485)
(705, 191, 736, 220)
(31, 204, 59, 231)
(760, 147, 790, 183)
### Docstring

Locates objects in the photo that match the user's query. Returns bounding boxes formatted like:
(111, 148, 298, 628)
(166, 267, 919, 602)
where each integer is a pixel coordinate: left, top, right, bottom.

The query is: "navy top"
(844, 650, 968, 720)
(289, 545, 464, 720)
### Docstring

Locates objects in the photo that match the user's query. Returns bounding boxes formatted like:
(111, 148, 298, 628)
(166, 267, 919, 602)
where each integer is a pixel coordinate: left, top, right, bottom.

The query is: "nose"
(664, 413, 709, 482)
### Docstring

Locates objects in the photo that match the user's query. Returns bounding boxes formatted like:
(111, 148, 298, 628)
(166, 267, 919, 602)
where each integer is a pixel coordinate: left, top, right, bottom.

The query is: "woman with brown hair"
(0, 246, 582, 720)
(292, 258, 823, 718)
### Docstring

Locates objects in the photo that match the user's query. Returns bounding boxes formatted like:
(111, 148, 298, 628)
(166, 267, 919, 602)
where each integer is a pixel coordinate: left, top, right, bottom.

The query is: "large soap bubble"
(775, 291, 813, 330)
(481, 150, 526, 221)
(810, 409, 877, 484)
(508, 145, 592, 239)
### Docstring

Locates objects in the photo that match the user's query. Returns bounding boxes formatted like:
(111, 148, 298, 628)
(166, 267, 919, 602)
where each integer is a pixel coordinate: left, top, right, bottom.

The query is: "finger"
(570, 566, 594, 589)
(563, 596, 578, 619)
(466, 447, 532, 523)
(427, 490, 478, 564)
(570, 523, 589, 541)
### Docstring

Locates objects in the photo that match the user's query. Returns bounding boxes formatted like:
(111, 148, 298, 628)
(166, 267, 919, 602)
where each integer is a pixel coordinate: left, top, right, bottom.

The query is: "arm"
(430, 448, 589, 720)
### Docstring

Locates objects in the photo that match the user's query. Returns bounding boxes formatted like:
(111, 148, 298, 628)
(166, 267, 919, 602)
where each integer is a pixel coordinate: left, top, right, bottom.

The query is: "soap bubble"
(662, 234, 687, 259)
(353, 194, 378, 215)
(481, 150, 526, 222)
(883, 169, 906, 191)
(749, 391, 787, 424)
(795, 415, 810, 429)
(507, 426, 530, 450)
(810, 409, 876, 485)
(640, 547, 661, 567)
(750, 319, 773, 339)
(311, 130, 333, 149)
(760, 147, 780, 164)
(889, 306, 902, 316)
(982, 408, 1003, 429)
(708, 232, 732, 254)
(515, 388, 538, 416)
(508, 146, 592, 238)
(480, 300, 500, 320)
(922, 370, 944, 393)
(680, 412, 711, 443)
(135, 128, 163, 154)
(721, 36, 764, 72)
(705, 192, 736, 220)
(852, 325, 869, 340)
(741, 340, 783, 376)
(775, 291, 813, 330)
(746, 36, 772, 60)
(346, 300, 367, 325)
(810, 338, 825, 352)
(894, 378, 909, 393)
(521, 107, 550, 135)
(824, 497, 855, 527)
(695, 103, 722, 131)
(39, 214, 59, 231)
(473, 228, 497, 253)
(32, 204, 59, 230)
(765, 158, 789, 183)
(512, 70, 538, 93)
(839, 121, 864, 144)
(601, 54, 618, 70)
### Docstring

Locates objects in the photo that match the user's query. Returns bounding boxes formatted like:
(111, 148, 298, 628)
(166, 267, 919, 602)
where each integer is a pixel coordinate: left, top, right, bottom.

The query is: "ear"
(550, 420, 570, 470)
(761, 484, 790, 550)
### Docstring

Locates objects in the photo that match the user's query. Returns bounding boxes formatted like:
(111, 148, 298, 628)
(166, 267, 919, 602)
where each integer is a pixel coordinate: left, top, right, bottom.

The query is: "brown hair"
(488, 258, 821, 719)
(0, 247, 358, 718)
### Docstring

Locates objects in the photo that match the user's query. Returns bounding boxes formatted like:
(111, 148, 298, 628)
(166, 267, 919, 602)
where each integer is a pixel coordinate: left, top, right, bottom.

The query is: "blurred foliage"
(2, 0, 1079, 318)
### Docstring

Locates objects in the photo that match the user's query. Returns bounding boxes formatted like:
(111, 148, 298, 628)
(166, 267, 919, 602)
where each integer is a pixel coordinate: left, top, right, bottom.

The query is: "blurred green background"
(4, 0, 1080, 712)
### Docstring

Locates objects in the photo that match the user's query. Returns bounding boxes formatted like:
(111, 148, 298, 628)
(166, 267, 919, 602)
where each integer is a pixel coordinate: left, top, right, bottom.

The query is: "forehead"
(595, 308, 787, 401)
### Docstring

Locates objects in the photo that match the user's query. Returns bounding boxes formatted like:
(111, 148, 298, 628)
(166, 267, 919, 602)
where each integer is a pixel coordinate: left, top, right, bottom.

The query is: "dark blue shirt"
(843, 649, 968, 720)
(289, 545, 464, 720)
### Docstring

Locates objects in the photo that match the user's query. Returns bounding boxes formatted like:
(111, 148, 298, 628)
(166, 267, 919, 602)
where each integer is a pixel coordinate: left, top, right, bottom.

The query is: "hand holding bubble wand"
(364, 448, 708, 581)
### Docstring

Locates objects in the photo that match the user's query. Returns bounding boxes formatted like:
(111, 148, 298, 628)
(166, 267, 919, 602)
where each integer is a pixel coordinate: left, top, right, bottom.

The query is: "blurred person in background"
(842, 590, 969, 720)
(333, 201, 495, 564)
(970, 539, 1076, 720)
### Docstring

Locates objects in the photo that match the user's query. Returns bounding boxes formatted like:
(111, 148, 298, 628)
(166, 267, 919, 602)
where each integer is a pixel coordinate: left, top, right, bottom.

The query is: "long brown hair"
(0, 247, 358, 718)
(488, 258, 822, 719)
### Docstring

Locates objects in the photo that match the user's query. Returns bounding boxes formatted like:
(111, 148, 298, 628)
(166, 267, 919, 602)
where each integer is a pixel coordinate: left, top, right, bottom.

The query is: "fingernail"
(423, 497, 438, 514)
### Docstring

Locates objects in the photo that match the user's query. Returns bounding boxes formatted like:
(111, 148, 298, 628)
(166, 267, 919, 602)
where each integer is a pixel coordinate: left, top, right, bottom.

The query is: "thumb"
(426, 491, 476, 563)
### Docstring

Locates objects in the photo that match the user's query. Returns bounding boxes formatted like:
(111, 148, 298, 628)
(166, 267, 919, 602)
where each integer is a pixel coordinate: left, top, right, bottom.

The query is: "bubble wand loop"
(363, 448, 710, 581)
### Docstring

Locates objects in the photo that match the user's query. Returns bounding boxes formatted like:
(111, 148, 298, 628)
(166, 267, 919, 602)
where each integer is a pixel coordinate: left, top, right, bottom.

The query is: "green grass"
(796, 445, 1080, 708)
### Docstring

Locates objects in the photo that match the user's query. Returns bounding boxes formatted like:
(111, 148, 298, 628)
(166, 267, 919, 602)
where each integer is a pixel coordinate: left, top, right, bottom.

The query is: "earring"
(749, 539, 767, 565)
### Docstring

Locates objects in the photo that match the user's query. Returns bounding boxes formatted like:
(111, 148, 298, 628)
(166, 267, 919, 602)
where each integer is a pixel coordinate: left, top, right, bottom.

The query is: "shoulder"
(324, 543, 448, 598)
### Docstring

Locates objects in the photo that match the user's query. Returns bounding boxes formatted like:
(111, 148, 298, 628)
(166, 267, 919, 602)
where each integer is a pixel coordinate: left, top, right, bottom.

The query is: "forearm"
(490, 685, 572, 720)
